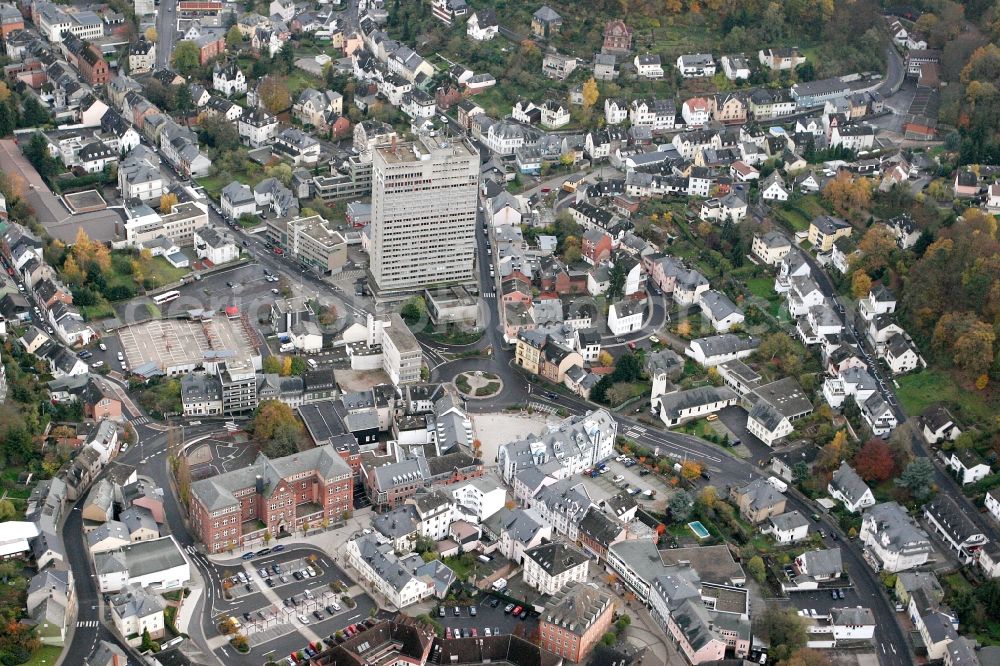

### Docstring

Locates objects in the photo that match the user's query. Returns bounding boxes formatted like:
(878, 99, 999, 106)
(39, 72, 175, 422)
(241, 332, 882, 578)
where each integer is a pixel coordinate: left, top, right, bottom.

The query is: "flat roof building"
(370, 135, 479, 297)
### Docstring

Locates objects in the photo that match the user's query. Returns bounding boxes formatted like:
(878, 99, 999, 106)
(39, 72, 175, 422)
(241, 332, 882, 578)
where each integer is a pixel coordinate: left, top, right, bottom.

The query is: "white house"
(451, 477, 505, 523)
(923, 495, 988, 565)
(860, 502, 932, 573)
(634, 54, 664, 79)
(212, 61, 246, 97)
(760, 172, 790, 201)
(746, 402, 792, 447)
(921, 406, 961, 445)
(765, 511, 810, 543)
(605, 98, 628, 125)
(681, 97, 711, 127)
(676, 53, 715, 78)
(720, 54, 750, 80)
(94, 536, 190, 593)
(698, 290, 744, 333)
(193, 226, 240, 265)
(220, 181, 257, 221)
(110, 584, 165, 647)
(344, 534, 435, 608)
(947, 450, 991, 486)
(828, 462, 875, 513)
(608, 300, 645, 335)
(466, 9, 498, 40)
(861, 393, 897, 436)
(522, 541, 589, 595)
(986, 488, 1000, 527)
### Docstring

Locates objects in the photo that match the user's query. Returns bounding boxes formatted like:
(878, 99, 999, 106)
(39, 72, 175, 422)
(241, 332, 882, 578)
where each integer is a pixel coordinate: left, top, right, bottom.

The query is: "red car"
(273, 247, 284, 255)
(512, 606, 523, 615)
(471, 628, 478, 637)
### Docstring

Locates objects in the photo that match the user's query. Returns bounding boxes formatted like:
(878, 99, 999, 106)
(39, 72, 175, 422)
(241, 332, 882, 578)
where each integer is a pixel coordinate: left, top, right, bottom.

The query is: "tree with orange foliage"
(680, 460, 703, 481)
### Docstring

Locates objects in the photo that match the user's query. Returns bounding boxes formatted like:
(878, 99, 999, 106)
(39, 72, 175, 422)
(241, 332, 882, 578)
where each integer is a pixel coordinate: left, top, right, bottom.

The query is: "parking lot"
(214, 548, 376, 660)
(435, 593, 539, 639)
(580, 456, 672, 511)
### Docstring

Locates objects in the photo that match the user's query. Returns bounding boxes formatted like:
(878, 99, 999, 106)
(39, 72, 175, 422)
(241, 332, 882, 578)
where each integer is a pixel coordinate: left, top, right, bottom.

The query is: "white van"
(306, 358, 318, 369)
(766, 477, 788, 493)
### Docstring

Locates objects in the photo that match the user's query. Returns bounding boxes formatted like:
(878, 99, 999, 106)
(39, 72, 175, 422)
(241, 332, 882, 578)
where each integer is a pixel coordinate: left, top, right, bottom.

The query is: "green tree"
(615, 614, 631, 633)
(747, 556, 766, 584)
(401, 297, 425, 326)
(0, 499, 15, 521)
(757, 606, 807, 661)
(226, 25, 243, 48)
(175, 84, 193, 113)
(289, 357, 307, 375)
(607, 261, 627, 300)
(172, 41, 201, 75)
(896, 458, 936, 500)
(668, 490, 693, 521)
(262, 355, 281, 374)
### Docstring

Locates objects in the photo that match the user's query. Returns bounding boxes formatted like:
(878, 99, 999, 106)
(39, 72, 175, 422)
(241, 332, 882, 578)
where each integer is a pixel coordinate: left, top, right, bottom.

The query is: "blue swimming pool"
(688, 521, 710, 539)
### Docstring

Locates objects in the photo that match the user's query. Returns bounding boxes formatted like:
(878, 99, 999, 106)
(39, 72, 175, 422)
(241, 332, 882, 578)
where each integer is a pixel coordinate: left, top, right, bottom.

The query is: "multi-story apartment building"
(498, 409, 616, 483)
(217, 358, 257, 416)
(523, 541, 589, 595)
(284, 215, 348, 274)
(369, 135, 479, 296)
(539, 582, 614, 662)
(189, 445, 353, 553)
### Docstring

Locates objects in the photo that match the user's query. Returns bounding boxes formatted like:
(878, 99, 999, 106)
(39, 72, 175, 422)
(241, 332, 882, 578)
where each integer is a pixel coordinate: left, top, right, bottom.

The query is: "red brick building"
(581, 228, 612, 265)
(361, 450, 482, 510)
(539, 582, 615, 662)
(79, 46, 110, 85)
(602, 20, 632, 55)
(0, 4, 24, 37)
(196, 34, 225, 65)
(189, 445, 353, 553)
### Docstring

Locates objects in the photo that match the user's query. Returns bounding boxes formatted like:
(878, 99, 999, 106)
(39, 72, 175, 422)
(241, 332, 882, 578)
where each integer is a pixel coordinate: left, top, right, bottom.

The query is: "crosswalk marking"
(77, 620, 99, 628)
(131, 416, 150, 425)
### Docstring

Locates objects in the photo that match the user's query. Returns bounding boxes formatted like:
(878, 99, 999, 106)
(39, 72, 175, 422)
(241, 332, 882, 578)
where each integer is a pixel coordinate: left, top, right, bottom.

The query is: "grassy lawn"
(896, 369, 994, 424)
(81, 302, 116, 321)
(195, 171, 263, 199)
(23, 646, 62, 666)
(746, 277, 776, 300)
(106, 256, 188, 292)
(775, 206, 811, 232)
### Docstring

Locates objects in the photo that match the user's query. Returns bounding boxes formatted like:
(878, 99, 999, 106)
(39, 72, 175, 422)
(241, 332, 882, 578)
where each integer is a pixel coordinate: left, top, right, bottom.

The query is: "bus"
(152, 290, 180, 305)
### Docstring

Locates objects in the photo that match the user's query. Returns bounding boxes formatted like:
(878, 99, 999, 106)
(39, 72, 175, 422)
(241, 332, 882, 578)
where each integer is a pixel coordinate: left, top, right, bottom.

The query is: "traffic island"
(454, 371, 502, 399)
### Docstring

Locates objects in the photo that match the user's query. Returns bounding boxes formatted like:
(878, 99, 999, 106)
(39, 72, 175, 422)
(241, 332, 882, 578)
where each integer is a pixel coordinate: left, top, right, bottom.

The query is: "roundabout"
(454, 370, 503, 399)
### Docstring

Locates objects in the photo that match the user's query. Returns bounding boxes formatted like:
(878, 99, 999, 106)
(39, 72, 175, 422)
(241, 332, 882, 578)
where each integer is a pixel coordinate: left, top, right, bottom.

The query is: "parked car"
(504, 604, 515, 614)
(298, 614, 309, 624)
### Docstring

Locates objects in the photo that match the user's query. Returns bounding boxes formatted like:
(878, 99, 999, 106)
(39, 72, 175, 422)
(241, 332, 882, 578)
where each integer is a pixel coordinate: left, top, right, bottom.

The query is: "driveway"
(716, 406, 772, 465)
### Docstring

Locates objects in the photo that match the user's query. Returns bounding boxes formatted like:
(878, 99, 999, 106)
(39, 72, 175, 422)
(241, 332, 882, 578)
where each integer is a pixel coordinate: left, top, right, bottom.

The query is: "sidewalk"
(204, 509, 373, 565)
(175, 586, 203, 635)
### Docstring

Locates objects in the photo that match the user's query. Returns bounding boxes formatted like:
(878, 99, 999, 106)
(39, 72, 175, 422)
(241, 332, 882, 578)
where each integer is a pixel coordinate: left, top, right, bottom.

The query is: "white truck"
(491, 578, 507, 592)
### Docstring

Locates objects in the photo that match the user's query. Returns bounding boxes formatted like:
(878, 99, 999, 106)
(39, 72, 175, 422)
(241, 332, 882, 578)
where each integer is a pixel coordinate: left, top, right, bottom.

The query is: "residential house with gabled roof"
(924, 495, 988, 564)
(577, 505, 626, 562)
(523, 540, 589, 595)
(920, 405, 961, 445)
(765, 510, 810, 543)
(946, 450, 991, 486)
(25, 568, 74, 645)
(531, 5, 561, 38)
(698, 290, 744, 333)
(730, 477, 786, 523)
(828, 461, 875, 513)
